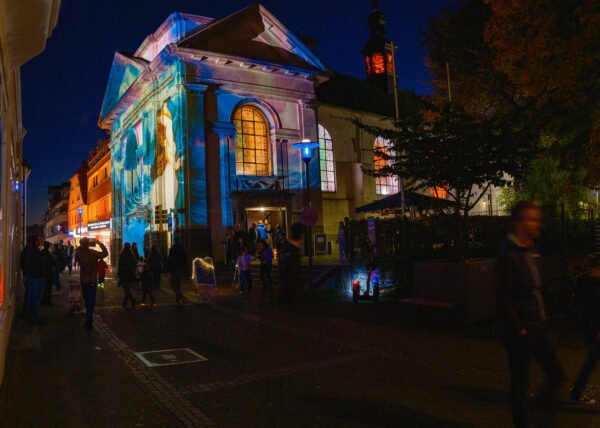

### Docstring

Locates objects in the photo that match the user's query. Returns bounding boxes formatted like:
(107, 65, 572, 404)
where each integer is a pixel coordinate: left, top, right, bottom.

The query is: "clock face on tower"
(372, 53, 384, 74)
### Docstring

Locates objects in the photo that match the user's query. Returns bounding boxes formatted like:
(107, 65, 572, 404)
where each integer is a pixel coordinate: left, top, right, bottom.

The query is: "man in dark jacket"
(118, 242, 137, 309)
(569, 254, 600, 404)
(279, 222, 303, 307)
(496, 201, 564, 427)
(40, 241, 56, 305)
(167, 237, 187, 303)
(147, 243, 163, 289)
(20, 236, 46, 325)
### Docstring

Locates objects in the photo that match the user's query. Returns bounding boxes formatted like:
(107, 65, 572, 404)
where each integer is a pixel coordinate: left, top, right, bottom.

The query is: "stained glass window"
(233, 106, 271, 176)
(318, 125, 336, 192)
(374, 137, 398, 195)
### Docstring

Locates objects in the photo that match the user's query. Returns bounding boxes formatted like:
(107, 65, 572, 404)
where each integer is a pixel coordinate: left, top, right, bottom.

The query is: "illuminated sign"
(88, 220, 111, 231)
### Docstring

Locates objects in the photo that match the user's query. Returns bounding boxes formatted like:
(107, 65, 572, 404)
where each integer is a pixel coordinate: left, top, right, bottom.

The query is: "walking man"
(74, 238, 108, 330)
(167, 237, 187, 303)
(20, 236, 46, 325)
(496, 201, 564, 427)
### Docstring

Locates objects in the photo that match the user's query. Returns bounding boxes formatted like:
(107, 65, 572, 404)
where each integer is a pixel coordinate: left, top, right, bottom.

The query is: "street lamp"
(293, 138, 319, 289)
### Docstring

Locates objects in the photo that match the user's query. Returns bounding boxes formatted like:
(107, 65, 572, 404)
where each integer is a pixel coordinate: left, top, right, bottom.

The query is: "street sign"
(300, 207, 318, 227)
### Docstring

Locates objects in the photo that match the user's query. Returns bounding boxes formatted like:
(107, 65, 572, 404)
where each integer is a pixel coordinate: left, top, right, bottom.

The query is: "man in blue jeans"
(75, 238, 108, 330)
(20, 236, 46, 325)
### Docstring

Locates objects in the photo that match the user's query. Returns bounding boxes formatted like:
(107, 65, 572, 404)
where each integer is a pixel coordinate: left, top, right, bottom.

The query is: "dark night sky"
(22, 0, 453, 224)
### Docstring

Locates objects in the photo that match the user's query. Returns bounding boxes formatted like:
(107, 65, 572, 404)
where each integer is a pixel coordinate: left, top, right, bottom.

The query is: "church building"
(98, 2, 411, 260)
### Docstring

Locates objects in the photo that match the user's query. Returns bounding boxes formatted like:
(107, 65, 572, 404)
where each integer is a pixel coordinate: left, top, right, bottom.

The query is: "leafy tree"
(358, 103, 523, 258)
(484, 0, 600, 184)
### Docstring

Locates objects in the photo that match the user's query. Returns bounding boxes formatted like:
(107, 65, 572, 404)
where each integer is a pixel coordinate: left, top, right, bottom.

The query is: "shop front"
(85, 219, 112, 265)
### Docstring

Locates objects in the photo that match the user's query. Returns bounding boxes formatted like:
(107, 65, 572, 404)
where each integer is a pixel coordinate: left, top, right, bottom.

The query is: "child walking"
(97, 258, 108, 289)
(140, 264, 157, 307)
(236, 246, 252, 294)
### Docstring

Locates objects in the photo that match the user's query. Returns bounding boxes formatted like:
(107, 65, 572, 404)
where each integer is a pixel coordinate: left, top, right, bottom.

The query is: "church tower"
(362, 0, 396, 95)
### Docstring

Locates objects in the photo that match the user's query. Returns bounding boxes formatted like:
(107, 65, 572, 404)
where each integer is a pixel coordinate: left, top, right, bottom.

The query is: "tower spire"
(362, 1, 395, 95)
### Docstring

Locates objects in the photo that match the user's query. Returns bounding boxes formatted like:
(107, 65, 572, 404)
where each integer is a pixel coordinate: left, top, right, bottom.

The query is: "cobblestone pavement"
(2, 269, 600, 427)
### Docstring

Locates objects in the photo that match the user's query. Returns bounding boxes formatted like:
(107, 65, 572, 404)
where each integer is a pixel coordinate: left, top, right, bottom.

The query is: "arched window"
(318, 124, 336, 192)
(374, 137, 398, 195)
(233, 105, 271, 176)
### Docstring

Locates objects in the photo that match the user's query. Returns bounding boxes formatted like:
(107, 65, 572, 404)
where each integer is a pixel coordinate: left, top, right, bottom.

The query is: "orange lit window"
(386, 53, 394, 74)
(372, 53, 384, 74)
(429, 186, 448, 199)
(365, 56, 372, 76)
(374, 137, 398, 195)
(233, 105, 271, 176)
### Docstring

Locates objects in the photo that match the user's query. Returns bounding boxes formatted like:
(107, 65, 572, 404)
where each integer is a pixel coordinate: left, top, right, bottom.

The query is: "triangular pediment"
(99, 52, 148, 125)
(179, 4, 327, 73)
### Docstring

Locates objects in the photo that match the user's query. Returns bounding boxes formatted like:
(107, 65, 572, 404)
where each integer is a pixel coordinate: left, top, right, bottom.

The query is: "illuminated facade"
(44, 182, 69, 244)
(67, 164, 88, 244)
(0, 0, 60, 386)
(99, 5, 327, 260)
(85, 141, 112, 263)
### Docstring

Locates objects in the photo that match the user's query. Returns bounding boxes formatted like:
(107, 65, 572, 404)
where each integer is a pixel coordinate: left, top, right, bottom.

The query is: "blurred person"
(118, 243, 137, 309)
(279, 222, 304, 307)
(147, 243, 163, 289)
(75, 237, 109, 330)
(131, 242, 140, 260)
(166, 237, 187, 303)
(496, 201, 564, 427)
(40, 241, 56, 305)
(139, 263, 156, 307)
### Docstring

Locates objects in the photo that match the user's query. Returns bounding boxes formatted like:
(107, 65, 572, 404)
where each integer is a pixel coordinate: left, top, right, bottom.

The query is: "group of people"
(496, 201, 600, 427)
(224, 221, 304, 306)
(20, 237, 80, 325)
(116, 238, 187, 308)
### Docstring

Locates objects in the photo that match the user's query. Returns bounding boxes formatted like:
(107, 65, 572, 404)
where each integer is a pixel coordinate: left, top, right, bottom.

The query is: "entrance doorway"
(245, 207, 287, 242)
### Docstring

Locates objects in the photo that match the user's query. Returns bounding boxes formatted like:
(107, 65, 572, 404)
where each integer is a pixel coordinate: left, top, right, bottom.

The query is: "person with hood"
(74, 237, 108, 330)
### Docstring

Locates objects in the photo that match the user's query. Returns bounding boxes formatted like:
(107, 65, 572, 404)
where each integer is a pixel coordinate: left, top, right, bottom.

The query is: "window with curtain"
(374, 137, 398, 195)
(318, 124, 336, 192)
(233, 105, 271, 176)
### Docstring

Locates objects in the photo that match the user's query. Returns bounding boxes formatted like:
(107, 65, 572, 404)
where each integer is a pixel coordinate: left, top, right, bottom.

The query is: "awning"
(355, 191, 454, 214)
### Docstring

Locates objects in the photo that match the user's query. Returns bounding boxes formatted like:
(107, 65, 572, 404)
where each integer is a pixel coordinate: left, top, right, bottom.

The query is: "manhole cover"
(135, 348, 208, 367)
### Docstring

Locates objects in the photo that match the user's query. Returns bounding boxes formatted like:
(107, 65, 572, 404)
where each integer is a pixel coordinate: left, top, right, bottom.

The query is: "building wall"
(67, 173, 87, 243)
(317, 103, 394, 239)
(0, 0, 60, 387)
(102, 11, 325, 263)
